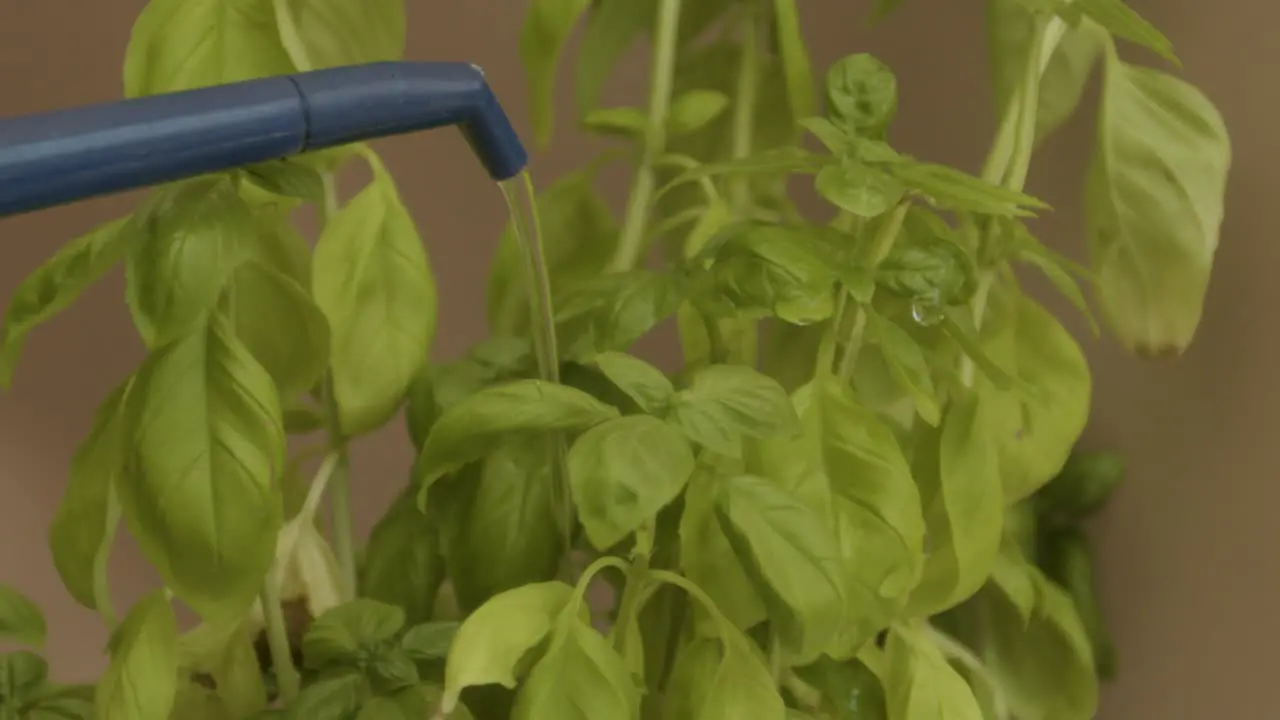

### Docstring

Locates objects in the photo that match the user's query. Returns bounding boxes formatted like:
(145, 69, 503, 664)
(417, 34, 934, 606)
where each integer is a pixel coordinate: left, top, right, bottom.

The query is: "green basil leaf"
(1086, 56, 1230, 357)
(591, 351, 675, 415)
(370, 647, 420, 693)
(1034, 451, 1125, 526)
(441, 437, 564, 612)
(26, 682, 97, 720)
(909, 392, 1003, 616)
(175, 620, 267, 718)
(125, 178, 258, 347)
(772, 0, 816, 125)
(825, 54, 897, 133)
(583, 107, 648, 137)
(229, 260, 331, 402)
(575, 0, 655, 115)
(792, 656, 887, 720)
(95, 591, 179, 720)
(883, 625, 983, 720)
(1075, 0, 1177, 64)
(663, 633, 786, 720)
(49, 378, 132, 612)
(442, 581, 576, 712)
(488, 166, 617, 336)
(312, 167, 437, 436)
(799, 117, 852, 155)
(865, 310, 941, 425)
(981, 288, 1091, 503)
(891, 161, 1048, 216)
(241, 159, 325, 203)
(1037, 529, 1116, 679)
(715, 474, 845, 664)
(668, 89, 731, 137)
(982, 560, 1099, 720)
(806, 379, 926, 652)
(814, 163, 905, 218)
(678, 467, 767, 634)
(669, 364, 800, 458)
(699, 224, 837, 326)
(275, 0, 404, 71)
(511, 613, 638, 719)
(569, 415, 695, 549)
(123, 0, 293, 97)
(0, 217, 131, 389)
(360, 487, 445, 627)
(303, 599, 406, 670)
(988, 0, 1105, 146)
(0, 584, 45, 648)
(1, 650, 49, 704)
(521, 0, 594, 147)
(121, 313, 285, 621)
(286, 672, 366, 720)
(414, 379, 619, 490)
(400, 622, 459, 661)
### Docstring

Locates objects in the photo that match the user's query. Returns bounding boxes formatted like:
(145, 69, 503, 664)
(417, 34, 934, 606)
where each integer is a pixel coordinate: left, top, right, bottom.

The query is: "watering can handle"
(0, 62, 528, 218)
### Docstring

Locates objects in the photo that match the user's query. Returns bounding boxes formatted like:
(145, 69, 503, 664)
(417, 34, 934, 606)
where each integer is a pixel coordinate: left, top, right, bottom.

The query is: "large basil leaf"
(95, 591, 179, 720)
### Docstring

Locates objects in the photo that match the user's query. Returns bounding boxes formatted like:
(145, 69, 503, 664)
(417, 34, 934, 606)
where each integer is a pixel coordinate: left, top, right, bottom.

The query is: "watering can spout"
(0, 61, 528, 218)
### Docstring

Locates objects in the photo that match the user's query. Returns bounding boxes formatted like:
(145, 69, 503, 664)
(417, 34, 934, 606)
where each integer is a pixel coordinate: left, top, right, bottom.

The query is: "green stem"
(927, 625, 1009, 720)
(612, 524, 655, 655)
(92, 491, 121, 628)
(260, 583, 301, 703)
(609, 0, 683, 272)
(728, 0, 760, 211)
(836, 201, 910, 380)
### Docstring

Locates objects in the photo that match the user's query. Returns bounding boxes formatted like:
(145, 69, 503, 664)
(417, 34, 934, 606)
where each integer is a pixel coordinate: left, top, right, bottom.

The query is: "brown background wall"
(1, 1, 1274, 717)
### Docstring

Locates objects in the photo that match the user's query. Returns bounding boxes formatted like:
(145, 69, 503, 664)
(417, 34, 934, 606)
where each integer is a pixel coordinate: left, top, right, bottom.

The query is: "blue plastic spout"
(0, 62, 528, 218)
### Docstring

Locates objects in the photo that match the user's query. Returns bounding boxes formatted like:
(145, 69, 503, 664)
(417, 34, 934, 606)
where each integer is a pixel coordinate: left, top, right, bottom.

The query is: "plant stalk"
(612, 523, 655, 655)
(728, 0, 761, 211)
(836, 201, 910, 380)
(260, 582, 301, 703)
(609, 0, 683, 272)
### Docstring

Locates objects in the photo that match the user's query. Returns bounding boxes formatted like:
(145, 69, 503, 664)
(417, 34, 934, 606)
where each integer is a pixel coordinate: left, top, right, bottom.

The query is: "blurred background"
(0, 1, 1275, 716)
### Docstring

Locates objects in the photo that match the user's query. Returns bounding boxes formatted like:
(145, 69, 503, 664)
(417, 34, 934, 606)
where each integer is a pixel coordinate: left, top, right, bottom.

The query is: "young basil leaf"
(302, 599, 406, 671)
(669, 364, 800, 457)
(48, 378, 132, 612)
(981, 560, 1100, 720)
(1034, 451, 1124, 527)
(715, 474, 846, 665)
(556, 269, 684, 360)
(244, 193, 314, 290)
(441, 437, 565, 612)
(25, 681, 98, 720)
(865, 310, 941, 425)
(125, 177, 258, 347)
(123, 0, 293, 97)
(521, 0, 594, 147)
(442, 581, 576, 712)
(241, 159, 325, 203)
(1085, 56, 1230, 357)
(229, 260, 331, 402)
(360, 487, 446, 627)
(0, 584, 45, 648)
(798, 117, 853, 155)
(772, 0, 817, 125)
(400, 621, 459, 661)
(0, 217, 131, 389)
(792, 655, 887, 720)
(312, 166, 437, 436)
(569, 415, 696, 549)
(286, 672, 367, 720)
(583, 107, 649, 138)
(414, 379, 618, 490)
(369, 646, 420, 693)
(1074, 0, 1177, 64)
(987, 0, 1105, 146)
(668, 89, 732, 136)
(663, 633, 786, 720)
(891, 161, 1048, 216)
(591, 351, 676, 415)
(883, 625, 984, 720)
(701, 224, 837, 326)
(658, 148, 828, 200)
(825, 54, 898, 134)
(814, 163, 905, 218)
(121, 313, 285, 622)
(95, 591, 179, 720)
(0, 651, 49, 707)
(488, 166, 617, 336)
(678, 467, 768, 634)
(1002, 219, 1100, 334)
(575, 0, 655, 115)
(275, 0, 405, 71)
(981, 288, 1091, 503)
(267, 515, 343, 626)
(909, 392, 1003, 616)
(511, 611, 638, 719)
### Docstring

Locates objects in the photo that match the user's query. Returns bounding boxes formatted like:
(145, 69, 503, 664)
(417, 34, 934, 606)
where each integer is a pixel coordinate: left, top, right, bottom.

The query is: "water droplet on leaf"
(910, 295, 944, 326)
